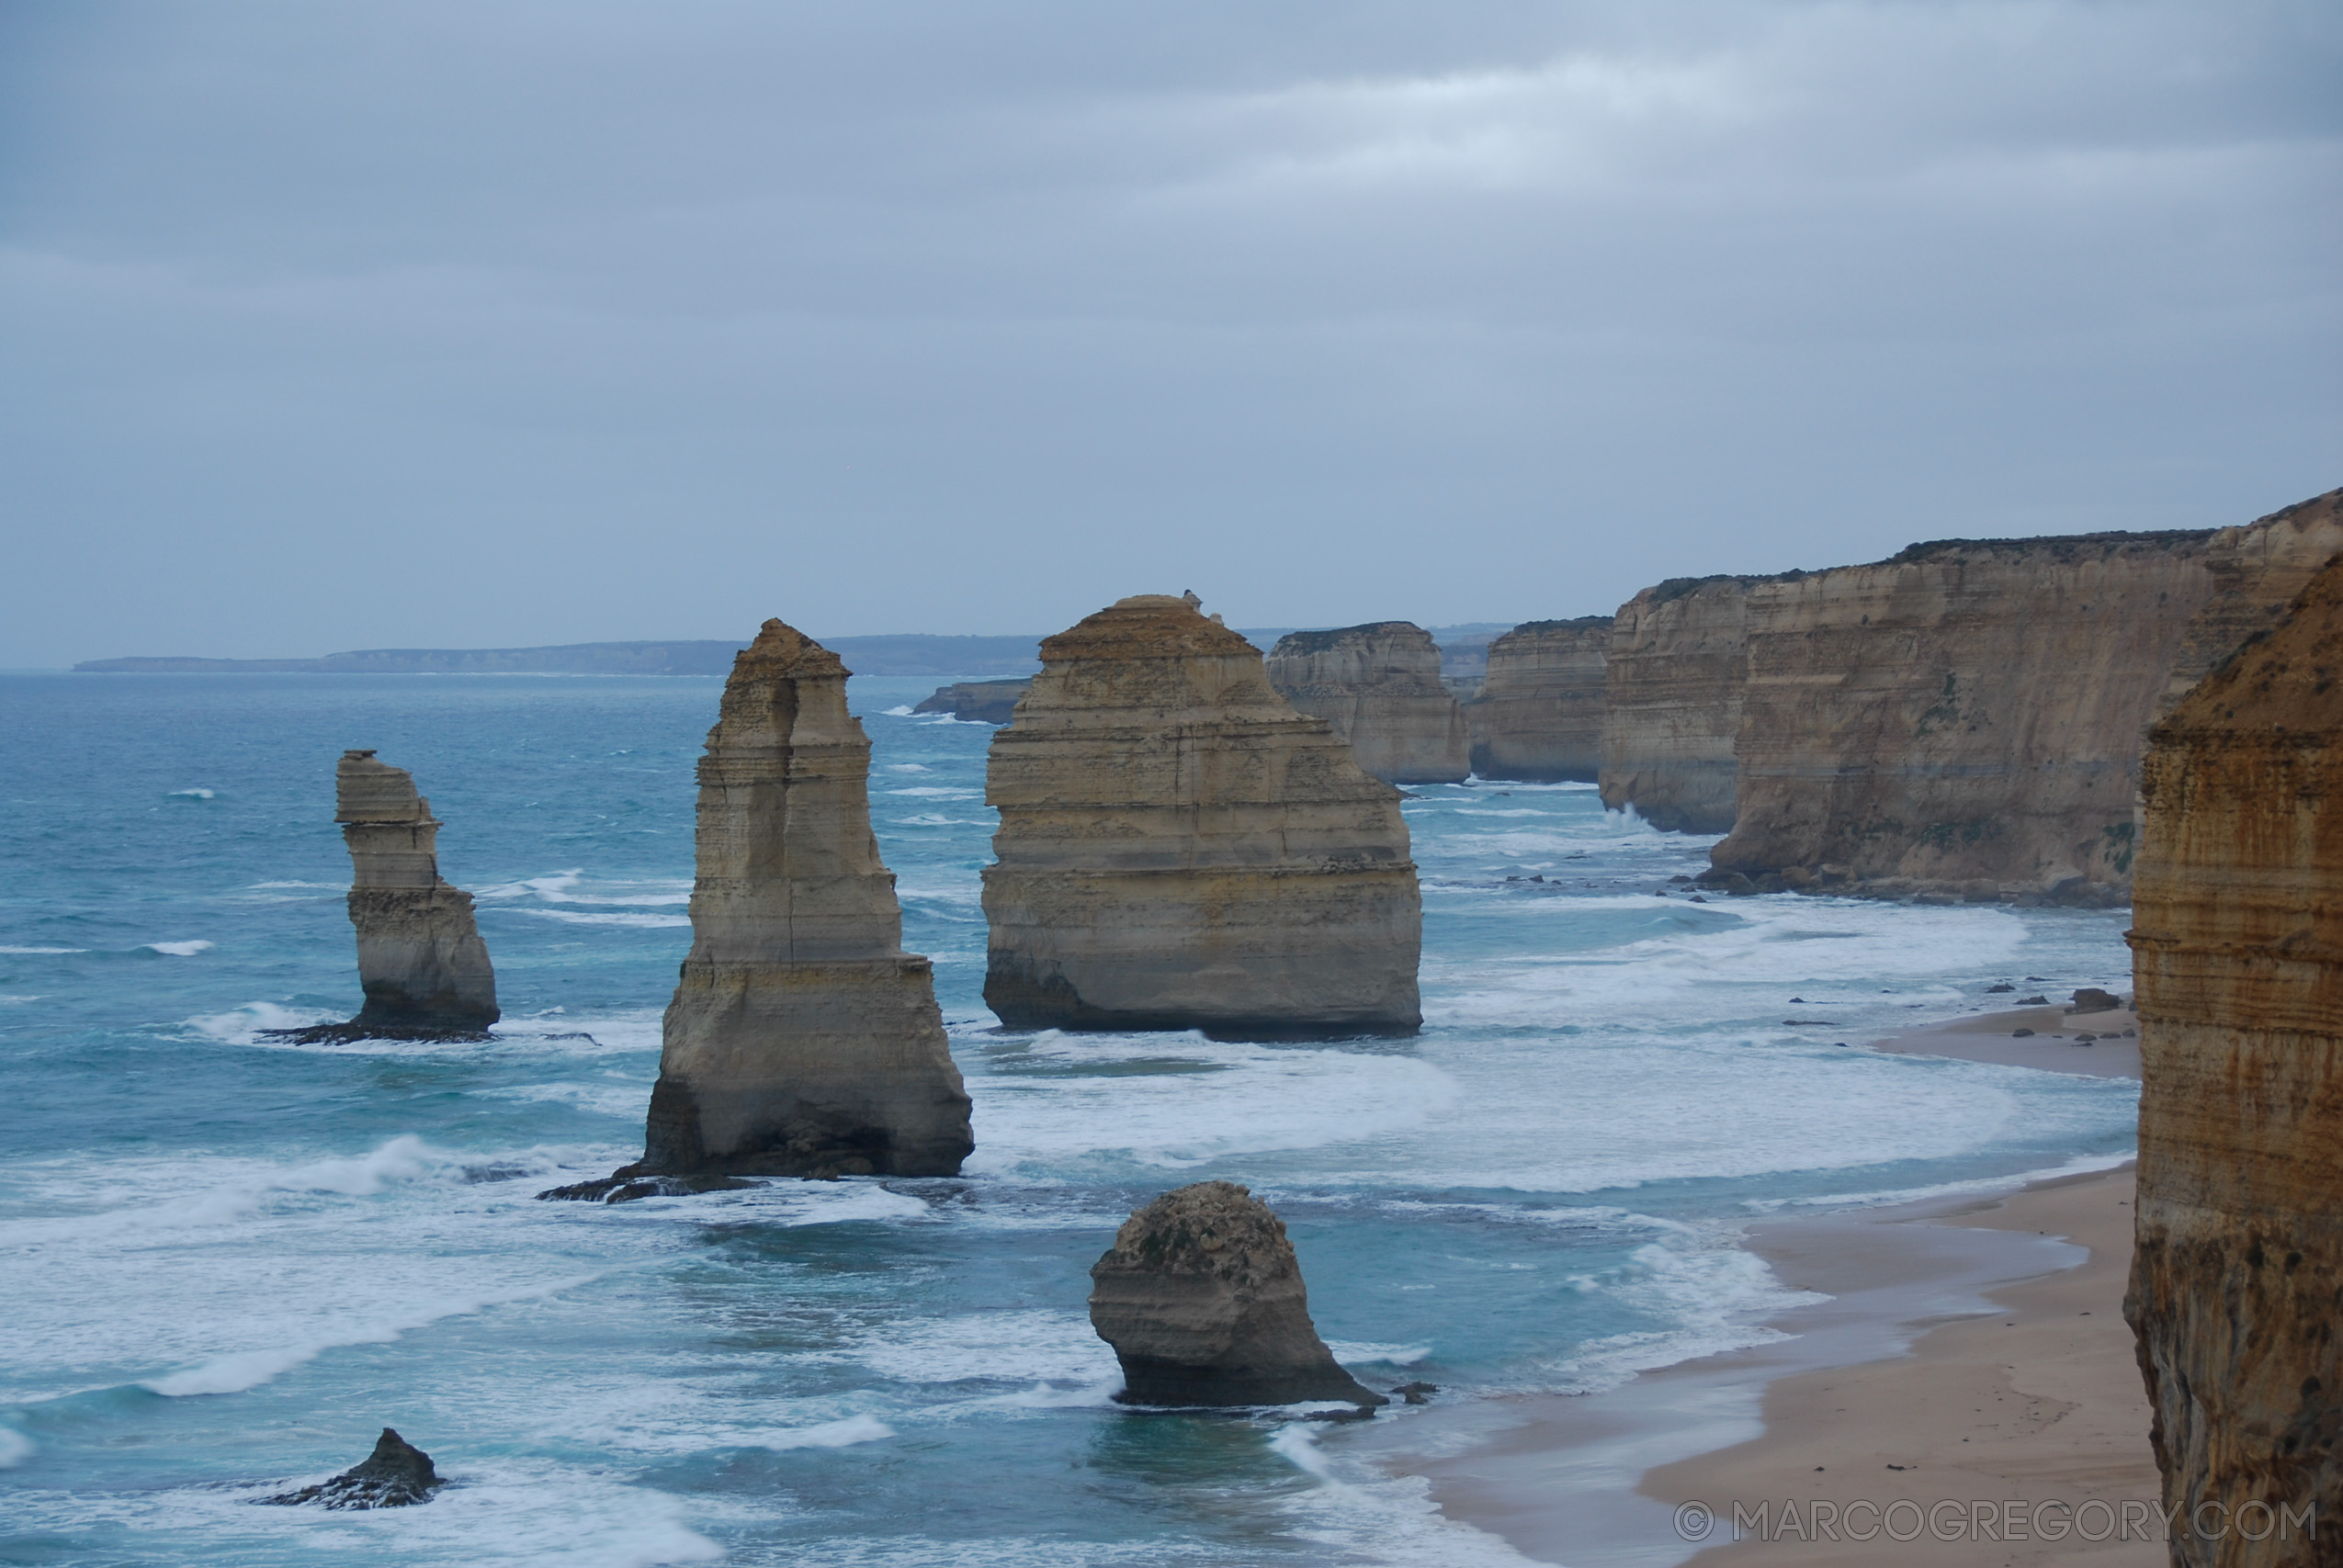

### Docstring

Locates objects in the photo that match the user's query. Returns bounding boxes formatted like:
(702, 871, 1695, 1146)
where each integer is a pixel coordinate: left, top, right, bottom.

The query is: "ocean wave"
(165, 787, 216, 800)
(885, 786, 982, 799)
(477, 869, 584, 900)
(141, 940, 214, 957)
(186, 1000, 341, 1043)
(507, 908, 691, 929)
(0, 1427, 31, 1468)
(882, 705, 919, 716)
(0, 945, 83, 954)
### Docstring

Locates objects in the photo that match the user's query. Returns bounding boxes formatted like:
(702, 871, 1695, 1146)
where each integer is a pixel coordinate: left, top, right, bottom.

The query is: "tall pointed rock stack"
(2127, 554, 2343, 1560)
(277, 750, 498, 1042)
(636, 620, 972, 1179)
(983, 593, 1421, 1039)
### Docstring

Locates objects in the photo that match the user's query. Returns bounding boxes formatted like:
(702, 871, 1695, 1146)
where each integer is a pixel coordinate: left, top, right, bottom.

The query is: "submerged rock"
(271, 751, 497, 1043)
(912, 678, 1031, 725)
(2127, 554, 2343, 1562)
(556, 619, 972, 1190)
(1265, 622, 1468, 784)
(1465, 617, 1612, 783)
(1090, 1181, 1387, 1409)
(265, 1428, 441, 1509)
(982, 594, 1421, 1040)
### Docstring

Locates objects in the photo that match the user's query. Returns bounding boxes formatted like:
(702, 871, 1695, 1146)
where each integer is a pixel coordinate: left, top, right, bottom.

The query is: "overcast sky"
(3, 1, 2337, 664)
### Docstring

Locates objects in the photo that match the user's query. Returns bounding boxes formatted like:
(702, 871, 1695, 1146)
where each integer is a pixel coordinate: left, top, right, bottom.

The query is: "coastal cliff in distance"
(913, 679, 1031, 725)
(275, 751, 498, 1043)
(1597, 581, 1760, 831)
(1463, 618, 1611, 783)
(2127, 556, 2343, 1563)
(1710, 531, 2216, 901)
(983, 593, 1421, 1039)
(1264, 622, 1468, 784)
(627, 620, 972, 1181)
(2157, 487, 2343, 716)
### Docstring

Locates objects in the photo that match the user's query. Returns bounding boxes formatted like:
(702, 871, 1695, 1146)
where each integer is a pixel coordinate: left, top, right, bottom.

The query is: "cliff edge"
(1598, 580, 1760, 831)
(2127, 554, 2343, 1564)
(1265, 622, 1468, 784)
(1464, 617, 1611, 784)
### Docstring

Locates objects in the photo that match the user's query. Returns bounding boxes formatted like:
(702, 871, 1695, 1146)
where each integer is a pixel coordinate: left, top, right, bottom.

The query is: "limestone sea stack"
(982, 594, 1421, 1039)
(277, 751, 498, 1043)
(1090, 1181, 1387, 1408)
(629, 620, 972, 1179)
(1597, 578, 1762, 833)
(1709, 531, 2217, 900)
(1462, 617, 1612, 783)
(1263, 622, 1469, 784)
(2126, 555, 2343, 1563)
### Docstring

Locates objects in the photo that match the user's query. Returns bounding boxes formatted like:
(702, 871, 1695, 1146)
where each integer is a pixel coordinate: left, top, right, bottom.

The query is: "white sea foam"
(477, 869, 584, 900)
(885, 786, 981, 798)
(886, 762, 930, 773)
(0, 1427, 32, 1468)
(166, 787, 216, 799)
(507, 908, 691, 929)
(0, 994, 40, 1004)
(882, 705, 919, 716)
(746, 1414, 896, 1450)
(0, 946, 82, 954)
(1324, 1341, 1433, 1367)
(186, 1000, 341, 1043)
(142, 940, 214, 956)
(833, 1309, 1119, 1387)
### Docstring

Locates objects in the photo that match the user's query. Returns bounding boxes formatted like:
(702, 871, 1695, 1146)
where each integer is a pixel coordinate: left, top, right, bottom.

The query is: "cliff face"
(1090, 1180, 1387, 1408)
(1710, 532, 2216, 899)
(2158, 488, 2343, 717)
(1264, 622, 1468, 784)
(303, 751, 498, 1040)
(913, 679, 1031, 725)
(983, 594, 1421, 1039)
(1598, 580, 1758, 832)
(2125, 557, 2343, 1565)
(1463, 617, 1612, 783)
(636, 619, 972, 1179)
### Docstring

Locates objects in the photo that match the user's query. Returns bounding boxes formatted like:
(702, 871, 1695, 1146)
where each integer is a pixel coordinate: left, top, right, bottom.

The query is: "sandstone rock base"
(1090, 1181, 1387, 1409)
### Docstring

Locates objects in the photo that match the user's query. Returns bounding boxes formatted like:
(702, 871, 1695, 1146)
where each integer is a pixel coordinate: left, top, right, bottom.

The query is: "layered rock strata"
(276, 751, 499, 1043)
(983, 593, 1421, 1039)
(912, 678, 1031, 725)
(617, 620, 971, 1182)
(1709, 531, 2217, 900)
(2125, 557, 2343, 1565)
(2157, 487, 2343, 717)
(1598, 578, 1761, 832)
(1264, 622, 1468, 784)
(1090, 1181, 1387, 1408)
(1463, 618, 1611, 783)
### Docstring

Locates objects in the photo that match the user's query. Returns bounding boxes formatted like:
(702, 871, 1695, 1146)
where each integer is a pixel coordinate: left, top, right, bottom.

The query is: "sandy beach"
(1378, 1003, 2159, 1567)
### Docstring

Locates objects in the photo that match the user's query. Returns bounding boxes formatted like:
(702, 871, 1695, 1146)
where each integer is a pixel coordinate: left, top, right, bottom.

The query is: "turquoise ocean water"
(0, 671, 2139, 1565)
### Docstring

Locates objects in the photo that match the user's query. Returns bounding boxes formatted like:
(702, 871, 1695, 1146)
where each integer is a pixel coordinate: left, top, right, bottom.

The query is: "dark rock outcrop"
(1463, 617, 1611, 782)
(1089, 1180, 1387, 1408)
(981, 594, 1421, 1040)
(265, 1428, 442, 1509)
(271, 751, 498, 1043)
(912, 679, 1032, 725)
(2126, 555, 2343, 1564)
(561, 620, 972, 1190)
(1264, 622, 1469, 784)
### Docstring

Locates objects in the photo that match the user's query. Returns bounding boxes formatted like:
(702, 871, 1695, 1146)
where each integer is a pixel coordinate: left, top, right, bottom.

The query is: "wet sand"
(1372, 1005, 2156, 1567)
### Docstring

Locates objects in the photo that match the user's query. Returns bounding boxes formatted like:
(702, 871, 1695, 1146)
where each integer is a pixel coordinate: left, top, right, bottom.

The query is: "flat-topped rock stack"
(1264, 621, 1468, 784)
(1090, 1181, 1387, 1408)
(275, 751, 499, 1043)
(1598, 578, 1761, 833)
(1708, 530, 2217, 901)
(983, 593, 1421, 1039)
(2127, 555, 2343, 1562)
(1463, 617, 1611, 783)
(608, 619, 971, 1184)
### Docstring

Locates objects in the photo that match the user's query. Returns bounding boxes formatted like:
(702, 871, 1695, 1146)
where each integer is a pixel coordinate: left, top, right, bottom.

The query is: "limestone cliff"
(982, 593, 1421, 1039)
(2158, 488, 2343, 716)
(1264, 622, 1468, 784)
(1462, 618, 1611, 783)
(913, 679, 1031, 726)
(628, 620, 972, 1179)
(1710, 531, 2216, 900)
(1598, 580, 1760, 831)
(277, 751, 498, 1042)
(2125, 556, 2343, 1565)
(1090, 1181, 1387, 1408)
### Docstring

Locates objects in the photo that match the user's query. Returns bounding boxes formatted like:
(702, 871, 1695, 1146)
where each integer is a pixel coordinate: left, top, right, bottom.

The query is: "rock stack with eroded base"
(982, 593, 1421, 1039)
(2126, 555, 2343, 1563)
(277, 751, 498, 1043)
(1090, 1181, 1387, 1408)
(1264, 622, 1468, 784)
(1465, 616, 1613, 783)
(606, 620, 972, 1185)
